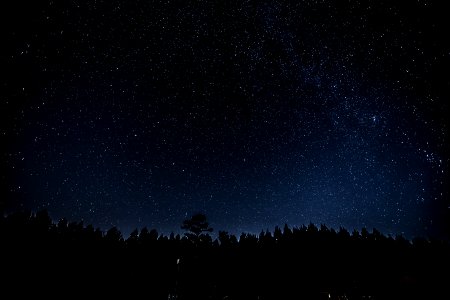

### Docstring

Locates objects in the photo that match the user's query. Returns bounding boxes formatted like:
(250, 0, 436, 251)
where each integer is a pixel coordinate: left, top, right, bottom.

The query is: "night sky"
(1, 0, 449, 238)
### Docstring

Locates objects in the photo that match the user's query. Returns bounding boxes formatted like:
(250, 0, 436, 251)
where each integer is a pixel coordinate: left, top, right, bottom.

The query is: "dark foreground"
(1, 211, 449, 299)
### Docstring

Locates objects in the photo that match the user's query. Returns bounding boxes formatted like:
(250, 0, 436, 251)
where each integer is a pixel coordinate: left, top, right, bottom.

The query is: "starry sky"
(1, 0, 449, 238)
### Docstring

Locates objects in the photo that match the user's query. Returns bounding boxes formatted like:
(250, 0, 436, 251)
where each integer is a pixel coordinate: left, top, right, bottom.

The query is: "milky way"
(1, 1, 449, 238)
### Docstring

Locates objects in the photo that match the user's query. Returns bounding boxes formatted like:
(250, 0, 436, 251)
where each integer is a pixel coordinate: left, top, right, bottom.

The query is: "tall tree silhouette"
(181, 213, 213, 239)
(105, 226, 123, 244)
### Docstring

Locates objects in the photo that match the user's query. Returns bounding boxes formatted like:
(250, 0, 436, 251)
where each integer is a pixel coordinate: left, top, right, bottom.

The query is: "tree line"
(1, 210, 448, 299)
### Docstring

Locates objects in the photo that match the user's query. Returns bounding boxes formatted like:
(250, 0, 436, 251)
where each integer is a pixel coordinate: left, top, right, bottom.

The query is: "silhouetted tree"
(218, 231, 233, 247)
(33, 210, 52, 231)
(361, 227, 369, 240)
(307, 222, 318, 234)
(139, 227, 158, 245)
(127, 229, 139, 247)
(283, 223, 292, 239)
(105, 226, 123, 243)
(274, 226, 282, 242)
(338, 227, 350, 239)
(181, 213, 213, 239)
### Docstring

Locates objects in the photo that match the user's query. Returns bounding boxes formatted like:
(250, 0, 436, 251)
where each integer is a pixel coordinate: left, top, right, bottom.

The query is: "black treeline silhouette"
(1, 210, 448, 299)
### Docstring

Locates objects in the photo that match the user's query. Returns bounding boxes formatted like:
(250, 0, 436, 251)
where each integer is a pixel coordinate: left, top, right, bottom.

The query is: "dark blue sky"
(1, 0, 449, 238)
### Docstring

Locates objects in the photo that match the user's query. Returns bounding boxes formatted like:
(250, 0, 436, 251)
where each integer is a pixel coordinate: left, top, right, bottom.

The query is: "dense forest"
(1, 210, 448, 299)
